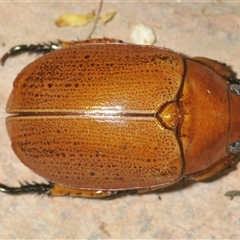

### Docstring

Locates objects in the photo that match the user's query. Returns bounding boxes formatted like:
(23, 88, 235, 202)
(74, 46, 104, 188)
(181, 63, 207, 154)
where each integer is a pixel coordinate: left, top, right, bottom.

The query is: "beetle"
(1, 38, 240, 199)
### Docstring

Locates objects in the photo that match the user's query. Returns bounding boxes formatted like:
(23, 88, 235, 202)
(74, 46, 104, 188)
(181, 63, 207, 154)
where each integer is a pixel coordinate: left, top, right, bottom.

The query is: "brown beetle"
(1, 39, 240, 198)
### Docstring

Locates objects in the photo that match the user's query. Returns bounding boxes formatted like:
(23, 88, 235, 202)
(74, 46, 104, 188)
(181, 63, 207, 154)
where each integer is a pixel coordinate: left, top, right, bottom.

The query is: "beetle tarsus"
(1, 42, 60, 65)
(0, 182, 53, 195)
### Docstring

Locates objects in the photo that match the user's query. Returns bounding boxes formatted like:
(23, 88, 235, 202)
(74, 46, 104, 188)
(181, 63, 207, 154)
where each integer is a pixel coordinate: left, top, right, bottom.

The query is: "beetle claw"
(1, 52, 11, 66)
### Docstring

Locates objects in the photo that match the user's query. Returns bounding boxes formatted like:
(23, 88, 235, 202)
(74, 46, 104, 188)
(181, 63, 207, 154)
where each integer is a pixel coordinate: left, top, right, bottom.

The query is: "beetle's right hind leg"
(50, 184, 136, 199)
(0, 181, 136, 199)
(0, 182, 53, 195)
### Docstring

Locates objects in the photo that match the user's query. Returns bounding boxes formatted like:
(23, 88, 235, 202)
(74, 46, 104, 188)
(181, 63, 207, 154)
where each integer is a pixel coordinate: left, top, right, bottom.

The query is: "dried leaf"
(55, 10, 96, 27)
(100, 12, 116, 24)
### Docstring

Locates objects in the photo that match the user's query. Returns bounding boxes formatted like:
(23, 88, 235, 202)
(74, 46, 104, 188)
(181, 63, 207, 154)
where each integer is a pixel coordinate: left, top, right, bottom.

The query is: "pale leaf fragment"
(100, 12, 116, 24)
(55, 10, 96, 27)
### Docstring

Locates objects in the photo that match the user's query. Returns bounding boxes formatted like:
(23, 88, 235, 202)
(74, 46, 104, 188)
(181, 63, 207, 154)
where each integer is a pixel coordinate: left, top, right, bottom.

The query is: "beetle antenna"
(0, 182, 53, 196)
(87, 0, 103, 39)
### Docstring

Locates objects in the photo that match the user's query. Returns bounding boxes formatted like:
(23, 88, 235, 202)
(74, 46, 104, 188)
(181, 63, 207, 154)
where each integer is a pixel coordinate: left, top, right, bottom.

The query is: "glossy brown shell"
(6, 42, 240, 190)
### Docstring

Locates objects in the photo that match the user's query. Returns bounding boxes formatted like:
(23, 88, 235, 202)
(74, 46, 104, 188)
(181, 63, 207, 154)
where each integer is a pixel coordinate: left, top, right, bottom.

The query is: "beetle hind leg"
(0, 181, 135, 199)
(50, 184, 136, 199)
(1, 38, 122, 65)
(0, 181, 53, 195)
(0, 42, 61, 66)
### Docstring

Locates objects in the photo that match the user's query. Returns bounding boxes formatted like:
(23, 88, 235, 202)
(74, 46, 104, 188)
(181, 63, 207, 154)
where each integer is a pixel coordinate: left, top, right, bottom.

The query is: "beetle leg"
(50, 183, 117, 198)
(0, 42, 60, 65)
(0, 181, 138, 198)
(0, 182, 53, 195)
(59, 38, 122, 48)
(0, 181, 127, 198)
(1, 38, 122, 65)
(50, 184, 136, 199)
